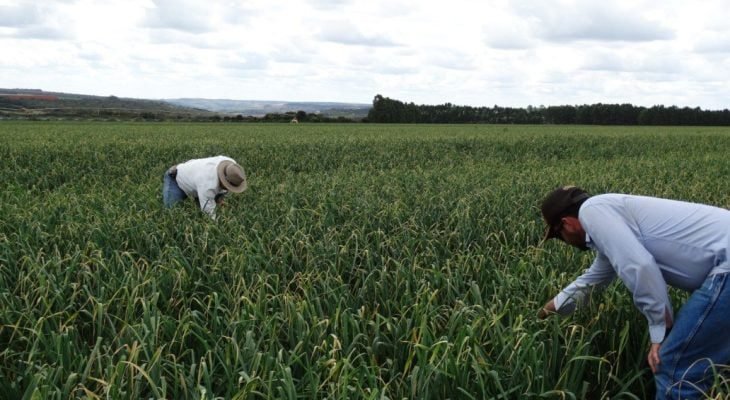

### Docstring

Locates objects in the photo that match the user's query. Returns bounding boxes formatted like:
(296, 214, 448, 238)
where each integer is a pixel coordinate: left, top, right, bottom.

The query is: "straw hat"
(217, 160, 247, 193)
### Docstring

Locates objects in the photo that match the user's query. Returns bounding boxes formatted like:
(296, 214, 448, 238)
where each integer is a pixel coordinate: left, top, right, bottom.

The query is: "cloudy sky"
(1, 0, 729, 108)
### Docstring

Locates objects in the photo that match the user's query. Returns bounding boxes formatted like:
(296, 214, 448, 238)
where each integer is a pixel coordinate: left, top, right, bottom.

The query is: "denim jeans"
(655, 272, 730, 399)
(162, 171, 187, 207)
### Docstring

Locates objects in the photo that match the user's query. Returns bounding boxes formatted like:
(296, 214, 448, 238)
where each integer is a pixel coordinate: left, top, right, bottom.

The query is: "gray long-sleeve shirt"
(553, 194, 730, 344)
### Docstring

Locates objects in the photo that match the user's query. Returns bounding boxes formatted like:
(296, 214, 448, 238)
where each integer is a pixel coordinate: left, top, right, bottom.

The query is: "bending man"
(163, 155, 247, 220)
(538, 186, 729, 399)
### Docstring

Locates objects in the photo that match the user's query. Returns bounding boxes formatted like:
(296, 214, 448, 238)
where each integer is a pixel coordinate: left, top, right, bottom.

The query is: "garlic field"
(1, 122, 728, 399)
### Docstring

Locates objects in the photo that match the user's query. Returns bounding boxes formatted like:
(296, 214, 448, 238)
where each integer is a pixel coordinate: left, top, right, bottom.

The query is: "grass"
(0, 121, 728, 399)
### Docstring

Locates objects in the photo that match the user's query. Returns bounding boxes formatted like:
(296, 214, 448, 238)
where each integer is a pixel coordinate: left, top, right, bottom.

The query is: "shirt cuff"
(553, 293, 576, 316)
(649, 323, 666, 344)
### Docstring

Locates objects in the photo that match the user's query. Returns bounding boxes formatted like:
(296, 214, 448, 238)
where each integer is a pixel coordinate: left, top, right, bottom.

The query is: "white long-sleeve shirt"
(174, 156, 233, 219)
(554, 194, 730, 344)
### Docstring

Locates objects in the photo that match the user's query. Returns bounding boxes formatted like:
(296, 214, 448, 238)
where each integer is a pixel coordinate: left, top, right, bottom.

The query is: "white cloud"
(270, 43, 317, 64)
(0, 2, 76, 40)
(0, 0, 728, 109)
(143, 0, 215, 34)
(581, 46, 684, 74)
(14, 24, 73, 40)
(481, 5, 534, 50)
(219, 53, 269, 71)
(318, 20, 398, 47)
(483, 27, 533, 50)
(693, 34, 730, 54)
(512, 1, 675, 42)
(424, 48, 478, 71)
(0, 3, 41, 27)
(308, 0, 353, 10)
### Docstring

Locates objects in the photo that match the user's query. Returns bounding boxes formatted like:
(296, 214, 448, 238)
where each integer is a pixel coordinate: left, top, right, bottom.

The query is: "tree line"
(366, 94, 730, 125)
(218, 111, 355, 123)
(5, 90, 729, 125)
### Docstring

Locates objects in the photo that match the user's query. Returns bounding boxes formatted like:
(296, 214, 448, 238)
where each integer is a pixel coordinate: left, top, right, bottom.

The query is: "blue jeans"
(162, 171, 187, 207)
(655, 272, 730, 399)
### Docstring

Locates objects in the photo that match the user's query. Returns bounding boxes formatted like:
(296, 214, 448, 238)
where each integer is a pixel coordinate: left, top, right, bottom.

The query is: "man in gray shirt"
(538, 186, 730, 399)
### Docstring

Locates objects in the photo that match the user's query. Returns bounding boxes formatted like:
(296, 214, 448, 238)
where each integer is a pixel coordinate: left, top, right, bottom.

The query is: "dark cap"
(541, 186, 590, 240)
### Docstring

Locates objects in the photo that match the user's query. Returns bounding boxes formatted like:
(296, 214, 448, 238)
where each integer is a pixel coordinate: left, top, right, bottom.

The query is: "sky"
(1, 0, 729, 109)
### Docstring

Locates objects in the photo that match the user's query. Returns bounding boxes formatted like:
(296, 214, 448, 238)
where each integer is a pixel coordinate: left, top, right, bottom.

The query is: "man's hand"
(648, 343, 661, 373)
(214, 193, 226, 206)
(538, 299, 556, 319)
(647, 308, 671, 374)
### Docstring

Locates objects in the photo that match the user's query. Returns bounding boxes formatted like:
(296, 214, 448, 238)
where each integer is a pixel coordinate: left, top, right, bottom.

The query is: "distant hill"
(164, 98, 371, 118)
(0, 89, 372, 121)
(0, 88, 216, 121)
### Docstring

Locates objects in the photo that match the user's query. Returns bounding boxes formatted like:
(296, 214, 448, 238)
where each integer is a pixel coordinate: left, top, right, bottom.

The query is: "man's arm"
(198, 187, 219, 220)
(580, 205, 672, 344)
(539, 253, 615, 318)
